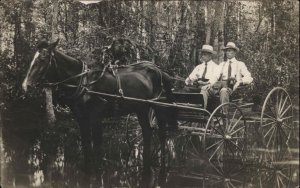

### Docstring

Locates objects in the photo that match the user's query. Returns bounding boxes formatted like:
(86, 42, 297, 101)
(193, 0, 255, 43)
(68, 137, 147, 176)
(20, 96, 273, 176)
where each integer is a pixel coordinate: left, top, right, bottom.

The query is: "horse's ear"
(37, 39, 49, 49)
(48, 39, 60, 50)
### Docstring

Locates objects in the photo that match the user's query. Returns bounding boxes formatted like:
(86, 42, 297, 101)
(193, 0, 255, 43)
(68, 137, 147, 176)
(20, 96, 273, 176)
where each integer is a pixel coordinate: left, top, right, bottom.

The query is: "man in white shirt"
(185, 44, 220, 109)
(218, 42, 253, 106)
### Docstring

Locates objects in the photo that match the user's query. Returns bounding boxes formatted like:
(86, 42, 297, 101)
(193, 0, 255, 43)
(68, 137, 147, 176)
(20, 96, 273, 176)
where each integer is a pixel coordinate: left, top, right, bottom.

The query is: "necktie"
(228, 61, 232, 78)
(202, 62, 207, 80)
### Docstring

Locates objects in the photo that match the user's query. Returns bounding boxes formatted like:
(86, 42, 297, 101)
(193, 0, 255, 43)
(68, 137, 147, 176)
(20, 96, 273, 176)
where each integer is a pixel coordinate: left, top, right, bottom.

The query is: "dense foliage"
(0, 0, 299, 186)
(0, 0, 299, 102)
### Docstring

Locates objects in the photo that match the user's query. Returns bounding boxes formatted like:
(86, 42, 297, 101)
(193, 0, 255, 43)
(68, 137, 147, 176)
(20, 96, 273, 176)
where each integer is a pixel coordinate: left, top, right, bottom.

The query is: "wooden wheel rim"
(260, 87, 294, 161)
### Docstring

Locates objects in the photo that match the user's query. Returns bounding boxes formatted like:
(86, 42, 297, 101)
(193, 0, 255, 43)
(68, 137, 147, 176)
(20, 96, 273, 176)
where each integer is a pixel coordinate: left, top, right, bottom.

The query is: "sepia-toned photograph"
(0, 0, 299, 187)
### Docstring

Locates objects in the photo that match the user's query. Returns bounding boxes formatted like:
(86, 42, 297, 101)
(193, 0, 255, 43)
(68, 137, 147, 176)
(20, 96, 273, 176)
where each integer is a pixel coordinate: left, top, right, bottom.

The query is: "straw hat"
(222, 42, 239, 51)
(200, 44, 216, 54)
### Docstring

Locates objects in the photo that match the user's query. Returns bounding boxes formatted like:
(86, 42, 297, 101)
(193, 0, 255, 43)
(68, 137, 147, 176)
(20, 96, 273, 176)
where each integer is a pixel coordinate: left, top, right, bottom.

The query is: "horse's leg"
(77, 117, 93, 187)
(156, 113, 168, 187)
(90, 116, 104, 186)
(137, 110, 154, 188)
(87, 100, 105, 176)
(91, 122, 103, 163)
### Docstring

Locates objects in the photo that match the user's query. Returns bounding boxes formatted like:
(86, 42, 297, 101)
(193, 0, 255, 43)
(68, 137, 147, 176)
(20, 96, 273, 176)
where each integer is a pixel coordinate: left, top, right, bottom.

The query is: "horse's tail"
(157, 71, 178, 129)
(161, 71, 175, 102)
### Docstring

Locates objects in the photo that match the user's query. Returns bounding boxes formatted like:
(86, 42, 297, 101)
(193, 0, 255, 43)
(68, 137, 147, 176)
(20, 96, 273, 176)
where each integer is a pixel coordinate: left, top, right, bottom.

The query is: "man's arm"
(210, 64, 222, 86)
(233, 62, 253, 91)
(240, 62, 253, 84)
(185, 65, 201, 85)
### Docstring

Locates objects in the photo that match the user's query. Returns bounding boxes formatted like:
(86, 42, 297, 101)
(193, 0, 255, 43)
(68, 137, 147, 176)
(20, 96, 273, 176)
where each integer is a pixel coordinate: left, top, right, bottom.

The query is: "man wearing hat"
(185, 44, 220, 109)
(218, 42, 253, 106)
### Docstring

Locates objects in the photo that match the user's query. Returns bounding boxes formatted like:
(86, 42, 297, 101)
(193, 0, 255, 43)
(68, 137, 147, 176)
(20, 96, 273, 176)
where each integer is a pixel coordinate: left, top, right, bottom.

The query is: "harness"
(107, 62, 164, 99)
(109, 64, 124, 96)
(44, 53, 165, 100)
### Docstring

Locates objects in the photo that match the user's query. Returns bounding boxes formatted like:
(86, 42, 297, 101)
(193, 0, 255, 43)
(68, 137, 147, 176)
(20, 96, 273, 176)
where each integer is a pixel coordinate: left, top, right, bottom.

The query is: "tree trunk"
(149, 0, 156, 50)
(45, 0, 58, 127)
(13, 7, 22, 67)
(205, 1, 212, 44)
(191, 2, 205, 68)
(0, 90, 5, 188)
(213, 1, 225, 63)
(44, 88, 56, 126)
(237, 2, 241, 40)
(51, 0, 59, 40)
(43, 0, 59, 184)
(168, 1, 187, 72)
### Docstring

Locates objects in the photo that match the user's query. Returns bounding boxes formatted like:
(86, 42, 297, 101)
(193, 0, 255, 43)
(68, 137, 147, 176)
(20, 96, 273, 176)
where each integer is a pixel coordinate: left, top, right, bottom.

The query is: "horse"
(22, 39, 177, 187)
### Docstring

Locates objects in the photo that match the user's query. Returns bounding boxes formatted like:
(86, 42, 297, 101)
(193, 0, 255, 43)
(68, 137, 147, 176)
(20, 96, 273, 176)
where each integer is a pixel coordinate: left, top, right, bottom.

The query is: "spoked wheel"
(251, 163, 293, 188)
(204, 173, 246, 188)
(203, 103, 246, 177)
(260, 87, 294, 161)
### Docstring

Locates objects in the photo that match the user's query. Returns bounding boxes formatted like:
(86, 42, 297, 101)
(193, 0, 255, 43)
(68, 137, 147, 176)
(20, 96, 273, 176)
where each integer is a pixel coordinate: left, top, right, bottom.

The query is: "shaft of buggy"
(87, 90, 211, 115)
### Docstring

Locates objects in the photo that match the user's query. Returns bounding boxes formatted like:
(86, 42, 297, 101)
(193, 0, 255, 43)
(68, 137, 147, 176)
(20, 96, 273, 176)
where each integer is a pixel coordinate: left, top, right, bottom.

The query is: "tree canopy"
(0, 0, 299, 103)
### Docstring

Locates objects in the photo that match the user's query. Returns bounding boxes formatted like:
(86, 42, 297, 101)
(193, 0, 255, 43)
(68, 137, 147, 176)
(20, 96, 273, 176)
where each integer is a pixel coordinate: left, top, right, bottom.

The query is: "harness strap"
(45, 69, 88, 87)
(65, 60, 88, 99)
(110, 65, 124, 96)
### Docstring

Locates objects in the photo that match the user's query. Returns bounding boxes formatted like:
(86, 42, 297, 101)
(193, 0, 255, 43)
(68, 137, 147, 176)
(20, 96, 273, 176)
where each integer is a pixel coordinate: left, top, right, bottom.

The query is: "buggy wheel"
(251, 163, 293, 188)
(203, 103, 246, 176)
(260, 87, 294, 161)
(204, 173, 246, 188)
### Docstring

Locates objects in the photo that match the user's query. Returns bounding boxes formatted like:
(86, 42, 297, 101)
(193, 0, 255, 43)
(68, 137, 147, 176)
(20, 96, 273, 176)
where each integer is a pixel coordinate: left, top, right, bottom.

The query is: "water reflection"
(0, 98, 299, 187)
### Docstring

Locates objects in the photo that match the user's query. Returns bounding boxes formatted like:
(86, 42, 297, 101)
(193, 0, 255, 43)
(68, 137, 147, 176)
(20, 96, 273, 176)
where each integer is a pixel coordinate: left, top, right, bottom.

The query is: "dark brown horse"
(22, 39, 176, 187)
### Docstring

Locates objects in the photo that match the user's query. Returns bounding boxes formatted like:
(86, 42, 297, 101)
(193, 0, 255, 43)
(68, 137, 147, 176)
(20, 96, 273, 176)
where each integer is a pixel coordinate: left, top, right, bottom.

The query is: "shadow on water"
(0, 97, 149, 187)
(0, 98, 299, 187)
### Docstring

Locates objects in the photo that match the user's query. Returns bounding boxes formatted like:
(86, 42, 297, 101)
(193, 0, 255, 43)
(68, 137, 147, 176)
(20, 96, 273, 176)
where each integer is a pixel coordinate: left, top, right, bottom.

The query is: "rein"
(169, 75, 186, 82)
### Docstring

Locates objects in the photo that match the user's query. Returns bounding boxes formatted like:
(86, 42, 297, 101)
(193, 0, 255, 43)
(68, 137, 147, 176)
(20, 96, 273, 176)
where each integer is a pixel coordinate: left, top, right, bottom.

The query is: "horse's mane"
(55, 50, 82, 66)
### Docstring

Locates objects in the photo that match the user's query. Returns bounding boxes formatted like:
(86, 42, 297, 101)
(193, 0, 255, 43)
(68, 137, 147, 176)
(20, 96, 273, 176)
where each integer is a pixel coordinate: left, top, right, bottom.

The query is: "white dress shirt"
(218, 58, 253, 84)
(186, 60, 220, 86)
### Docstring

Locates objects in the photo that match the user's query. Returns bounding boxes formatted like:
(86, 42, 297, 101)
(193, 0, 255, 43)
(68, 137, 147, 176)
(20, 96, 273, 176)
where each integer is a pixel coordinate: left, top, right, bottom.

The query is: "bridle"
(42, 51, 95, 99)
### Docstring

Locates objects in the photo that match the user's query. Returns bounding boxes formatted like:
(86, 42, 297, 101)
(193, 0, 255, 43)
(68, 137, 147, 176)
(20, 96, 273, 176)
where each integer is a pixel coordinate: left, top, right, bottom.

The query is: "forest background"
(0, 0, 299, 107)
(0, 0, 299, 186)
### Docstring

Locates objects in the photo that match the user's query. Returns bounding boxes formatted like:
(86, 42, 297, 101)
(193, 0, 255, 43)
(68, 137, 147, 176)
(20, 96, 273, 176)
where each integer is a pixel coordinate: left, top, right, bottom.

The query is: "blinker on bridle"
(39, 49, 57, 83)
(41, 49, 88, 89)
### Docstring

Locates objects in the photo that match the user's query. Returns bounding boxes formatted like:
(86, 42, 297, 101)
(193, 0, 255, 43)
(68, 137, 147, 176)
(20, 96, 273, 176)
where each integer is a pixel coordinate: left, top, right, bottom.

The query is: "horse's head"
(22, 39, 59, 92)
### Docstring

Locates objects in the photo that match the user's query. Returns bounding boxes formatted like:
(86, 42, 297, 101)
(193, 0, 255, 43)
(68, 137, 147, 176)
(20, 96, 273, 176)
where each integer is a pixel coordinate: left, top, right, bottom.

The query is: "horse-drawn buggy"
(124, 82, 298, 187)
(22, 39, 298, 187)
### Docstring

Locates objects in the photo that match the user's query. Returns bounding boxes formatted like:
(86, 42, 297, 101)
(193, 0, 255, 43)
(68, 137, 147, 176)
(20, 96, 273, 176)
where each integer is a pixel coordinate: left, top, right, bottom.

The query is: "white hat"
(200, 44, 216, 54)
(222, 42, 239, 51)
